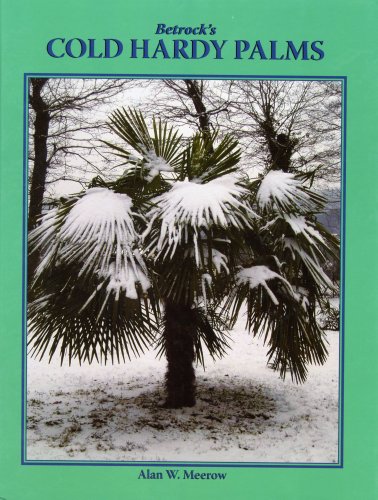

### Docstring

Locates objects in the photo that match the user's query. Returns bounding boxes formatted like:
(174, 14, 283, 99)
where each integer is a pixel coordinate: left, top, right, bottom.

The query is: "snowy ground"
(26, 314, 339, 464)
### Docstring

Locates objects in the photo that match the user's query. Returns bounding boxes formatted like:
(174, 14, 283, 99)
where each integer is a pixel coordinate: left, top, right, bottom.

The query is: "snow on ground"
(26, 315, 339, 464)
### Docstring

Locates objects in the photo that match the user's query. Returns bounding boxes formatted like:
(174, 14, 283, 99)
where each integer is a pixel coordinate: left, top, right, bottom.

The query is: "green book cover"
(0, 0, 377, 498)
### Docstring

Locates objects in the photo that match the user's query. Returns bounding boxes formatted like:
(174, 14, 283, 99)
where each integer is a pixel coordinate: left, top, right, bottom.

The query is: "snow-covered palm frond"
(28, 275, 157, 365)
(103, 108, 184, 177)
(31, 188, 147, 292)
(143, 150, 173, 182)
(283, 214, 326, 245)
(58, 188, 140, 280)
(283, 237, 334, 290)
(225, 262, 328, 384)
(261, 213, 338, 293)
(237, 265, 295, 306)
(256, 170, 325, 214)
(28, 187, 158, 364)
(223, 167, 338, 383)
(143, 176, 256, 265)
(29, 207, 68, 281)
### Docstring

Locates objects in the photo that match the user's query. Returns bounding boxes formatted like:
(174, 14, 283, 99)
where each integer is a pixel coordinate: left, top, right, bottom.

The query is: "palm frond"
(143, 176, 256, 265)
(107, 107, 154, 156)
(183, 131, 241, 182)
(225, 264, 328, 383)
(28, 261, 159, 364)
(104, 108, 185, 179)
(254, 170, 326, 215)
(28, 186, 160, 364)
(30, 188, 145, 289)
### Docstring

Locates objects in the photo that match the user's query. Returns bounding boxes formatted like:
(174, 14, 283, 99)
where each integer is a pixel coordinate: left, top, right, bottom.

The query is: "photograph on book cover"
(24, 75, 344, 466)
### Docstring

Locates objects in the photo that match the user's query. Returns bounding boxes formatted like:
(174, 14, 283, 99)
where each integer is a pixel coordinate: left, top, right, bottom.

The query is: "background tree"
(29, 78, 51, 231)
(28, 109, 339, 408)
(141, 79, 229, 135)
(222, 80, 342, 181)
(28, 77, 136, 229)
(141, 79, 341, 183)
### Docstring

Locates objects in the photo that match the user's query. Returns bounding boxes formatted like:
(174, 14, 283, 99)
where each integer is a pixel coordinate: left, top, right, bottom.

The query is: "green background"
(1, 0, 377, 498)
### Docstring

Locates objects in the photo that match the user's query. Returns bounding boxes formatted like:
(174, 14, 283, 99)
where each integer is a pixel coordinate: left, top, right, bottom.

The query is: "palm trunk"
(163, 301, 196, 408)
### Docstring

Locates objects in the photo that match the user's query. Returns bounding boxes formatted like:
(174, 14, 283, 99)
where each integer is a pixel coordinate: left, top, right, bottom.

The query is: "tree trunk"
(184, 80, 214, 153)
(28, 78, 50, 230)
(28, 78, 50, 286)
(163, 301, 196, 408)
(261, 117, 296, 172)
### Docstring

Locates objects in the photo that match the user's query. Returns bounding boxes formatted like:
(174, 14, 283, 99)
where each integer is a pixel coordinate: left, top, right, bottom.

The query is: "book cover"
(0, 0, 377, 498)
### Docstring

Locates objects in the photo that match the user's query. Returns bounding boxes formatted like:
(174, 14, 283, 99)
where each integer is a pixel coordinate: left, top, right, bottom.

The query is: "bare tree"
(140, 79, 230, 135)
(140, 79, 341, 184)
(28, 78, 137, 228)
(219, 80, 342, 181)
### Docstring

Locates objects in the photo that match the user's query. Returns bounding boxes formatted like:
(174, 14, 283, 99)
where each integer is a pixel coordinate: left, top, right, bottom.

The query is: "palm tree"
(28, 109, 339, 408)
